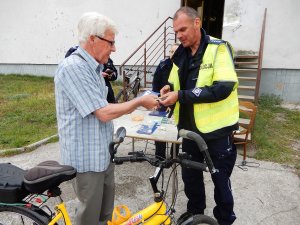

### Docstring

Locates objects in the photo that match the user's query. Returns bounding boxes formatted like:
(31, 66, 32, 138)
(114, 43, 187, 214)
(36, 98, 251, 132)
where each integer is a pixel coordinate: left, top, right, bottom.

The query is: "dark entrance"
(181, 0, 225, 38)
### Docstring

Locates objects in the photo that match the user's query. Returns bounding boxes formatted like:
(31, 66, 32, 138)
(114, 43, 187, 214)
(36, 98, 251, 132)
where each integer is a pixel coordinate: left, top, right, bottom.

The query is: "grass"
(251, 94, 300, 170)
(0, 74, 57, 150)
(0, 75, 299, 171)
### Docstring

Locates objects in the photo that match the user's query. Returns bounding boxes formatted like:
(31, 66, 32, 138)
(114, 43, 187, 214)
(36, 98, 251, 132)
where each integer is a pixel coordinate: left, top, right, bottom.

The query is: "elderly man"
(160, 7, 239, 225)
(54, 12, 158, 225)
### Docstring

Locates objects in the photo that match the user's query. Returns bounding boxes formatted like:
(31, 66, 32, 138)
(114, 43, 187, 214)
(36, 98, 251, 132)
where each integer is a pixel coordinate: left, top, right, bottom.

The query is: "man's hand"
(160, 85, 171, 96)
(159, 91, 178, 106)
(138, 94, 160, 110)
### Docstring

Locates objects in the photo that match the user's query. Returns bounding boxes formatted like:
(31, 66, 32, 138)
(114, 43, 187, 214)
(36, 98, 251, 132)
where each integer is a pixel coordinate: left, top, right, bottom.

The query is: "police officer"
(159, 7, 239, 225)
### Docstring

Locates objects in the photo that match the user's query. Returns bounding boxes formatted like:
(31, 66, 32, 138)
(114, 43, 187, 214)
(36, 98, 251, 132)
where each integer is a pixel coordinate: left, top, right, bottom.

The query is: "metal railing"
(118, 17, 176, 101)
(254, 8, 267, 105)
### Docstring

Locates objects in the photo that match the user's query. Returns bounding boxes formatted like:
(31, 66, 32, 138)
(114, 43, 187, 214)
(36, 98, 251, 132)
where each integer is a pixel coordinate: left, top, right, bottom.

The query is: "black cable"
(160, 163, 180, 224)
(236, 161, 260, 171)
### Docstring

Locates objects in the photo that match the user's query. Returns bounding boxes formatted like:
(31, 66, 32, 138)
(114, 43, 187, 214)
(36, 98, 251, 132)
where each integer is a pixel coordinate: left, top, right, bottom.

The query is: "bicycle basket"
(107, 205, 132, 225)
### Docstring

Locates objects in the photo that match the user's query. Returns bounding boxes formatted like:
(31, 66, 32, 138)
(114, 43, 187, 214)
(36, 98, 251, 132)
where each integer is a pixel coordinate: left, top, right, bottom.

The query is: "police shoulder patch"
(208, 38, 225, 45)
(192, 87, 202, 97)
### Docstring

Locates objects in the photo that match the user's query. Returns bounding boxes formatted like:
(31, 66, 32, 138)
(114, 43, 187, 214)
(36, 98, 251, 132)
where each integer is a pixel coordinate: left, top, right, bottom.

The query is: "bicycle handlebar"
(109, 127, 216, 174)
(179, 129, 208, 152)
(109, 127, 126, 158)
(124, 68, 152, 73)
(113, 151, 209, 172)
(178, 129, 217, 174)
(180, 158, 208, 171)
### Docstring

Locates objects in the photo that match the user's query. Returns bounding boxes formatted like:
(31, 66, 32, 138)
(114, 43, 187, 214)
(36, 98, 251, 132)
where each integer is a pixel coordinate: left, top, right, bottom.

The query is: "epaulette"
(207, 36, 234, 59)
(159, 57, 171, 69)
(207, 38, 226, 45)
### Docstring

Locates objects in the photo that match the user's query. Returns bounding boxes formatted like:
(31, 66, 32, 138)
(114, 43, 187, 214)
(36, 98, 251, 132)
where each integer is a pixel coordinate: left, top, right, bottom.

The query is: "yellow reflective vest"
(168, 39, 239, 133)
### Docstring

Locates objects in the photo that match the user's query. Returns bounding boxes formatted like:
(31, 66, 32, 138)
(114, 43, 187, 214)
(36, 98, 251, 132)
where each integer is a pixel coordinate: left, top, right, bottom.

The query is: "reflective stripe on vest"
(168, 41, 239, 133)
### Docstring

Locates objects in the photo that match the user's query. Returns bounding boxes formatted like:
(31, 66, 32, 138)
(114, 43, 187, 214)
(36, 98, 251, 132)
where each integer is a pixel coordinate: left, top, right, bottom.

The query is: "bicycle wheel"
(132, 81, 140, 98)
(126, 87, 136, 101)
(189, 214, 219, 225)
(0, 205, 51, 225)
(115, 88, 125, 103)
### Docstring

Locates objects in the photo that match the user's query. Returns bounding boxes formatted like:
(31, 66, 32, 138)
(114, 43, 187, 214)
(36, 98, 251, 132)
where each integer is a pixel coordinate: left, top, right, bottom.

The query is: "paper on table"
(136, 122, 158, 135)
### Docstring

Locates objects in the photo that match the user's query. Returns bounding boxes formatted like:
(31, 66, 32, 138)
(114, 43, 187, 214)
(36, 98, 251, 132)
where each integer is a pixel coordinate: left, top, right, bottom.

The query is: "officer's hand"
(160, 85, 170, 96)
(159, 91, 178, 106)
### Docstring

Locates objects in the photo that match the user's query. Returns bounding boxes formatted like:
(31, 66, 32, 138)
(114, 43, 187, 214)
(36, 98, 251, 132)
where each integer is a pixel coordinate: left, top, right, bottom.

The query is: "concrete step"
(238, 76, 257, 81)
(238, 95, 255, 101)
(236, 68, 258, 73)
(238, 85, 256, 91)
(235, 55, 259, 59)
(235, 62, 258, 66)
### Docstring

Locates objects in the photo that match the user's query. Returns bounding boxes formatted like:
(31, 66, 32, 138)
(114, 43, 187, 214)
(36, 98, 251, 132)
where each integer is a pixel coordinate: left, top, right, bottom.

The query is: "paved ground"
(0, 139, 299, 225)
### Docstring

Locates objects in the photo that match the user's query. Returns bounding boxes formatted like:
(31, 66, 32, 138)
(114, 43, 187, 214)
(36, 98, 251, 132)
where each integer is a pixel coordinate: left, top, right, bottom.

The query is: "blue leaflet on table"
(136, 122, 158, 135)
(148, 111, 168, 117)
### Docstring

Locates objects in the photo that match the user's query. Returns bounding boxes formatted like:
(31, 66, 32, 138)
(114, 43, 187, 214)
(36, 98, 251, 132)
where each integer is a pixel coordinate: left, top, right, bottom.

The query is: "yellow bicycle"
(0, 128, 218, 225)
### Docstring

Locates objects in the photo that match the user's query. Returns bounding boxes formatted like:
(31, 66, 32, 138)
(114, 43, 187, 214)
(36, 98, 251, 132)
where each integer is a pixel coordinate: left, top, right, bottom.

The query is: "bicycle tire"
(0, 205, 51, 225)
(125, 79, 140, 101)
(121, 85, 135, 101)
(133, 81, 140, 98)
(189, 214, 219, 225)
(115, 88, 125, 103)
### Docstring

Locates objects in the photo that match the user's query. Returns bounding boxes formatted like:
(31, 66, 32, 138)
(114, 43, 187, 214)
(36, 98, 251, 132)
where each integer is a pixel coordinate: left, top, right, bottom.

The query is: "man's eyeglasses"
(96, 35, 115, 47)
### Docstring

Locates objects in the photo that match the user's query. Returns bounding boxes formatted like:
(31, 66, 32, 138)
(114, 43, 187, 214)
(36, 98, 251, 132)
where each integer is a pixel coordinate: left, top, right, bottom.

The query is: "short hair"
(77, 12, 118, 43)
(173, 6, 200, 20)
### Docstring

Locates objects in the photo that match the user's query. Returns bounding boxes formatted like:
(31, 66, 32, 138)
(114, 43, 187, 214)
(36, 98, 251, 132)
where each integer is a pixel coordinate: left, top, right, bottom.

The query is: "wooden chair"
(233, 101, 257, 166)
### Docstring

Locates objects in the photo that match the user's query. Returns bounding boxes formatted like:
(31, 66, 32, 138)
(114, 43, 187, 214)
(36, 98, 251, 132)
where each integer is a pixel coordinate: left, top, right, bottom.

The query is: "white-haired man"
(55, 12, 158, 225)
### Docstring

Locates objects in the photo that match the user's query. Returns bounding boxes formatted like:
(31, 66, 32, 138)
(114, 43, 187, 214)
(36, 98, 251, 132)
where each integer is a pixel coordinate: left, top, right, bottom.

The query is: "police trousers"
(181, 135, 237, 225)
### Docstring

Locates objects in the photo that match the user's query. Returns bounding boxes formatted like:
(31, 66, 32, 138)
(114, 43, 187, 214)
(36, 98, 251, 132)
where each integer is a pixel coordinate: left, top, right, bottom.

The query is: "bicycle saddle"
(24, 160, 76, 194)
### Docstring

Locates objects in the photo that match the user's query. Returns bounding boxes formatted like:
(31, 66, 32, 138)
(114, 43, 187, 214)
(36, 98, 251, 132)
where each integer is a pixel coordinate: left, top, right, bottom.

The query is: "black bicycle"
(115, 68, 152, 103)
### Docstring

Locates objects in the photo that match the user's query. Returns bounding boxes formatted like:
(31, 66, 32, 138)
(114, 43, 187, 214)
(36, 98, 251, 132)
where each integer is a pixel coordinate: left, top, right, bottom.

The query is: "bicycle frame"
(48, 201, 72, 225)
(42, 191, 169, 225)
(118, 201, 171, 225)
(45, 197, 170, 225)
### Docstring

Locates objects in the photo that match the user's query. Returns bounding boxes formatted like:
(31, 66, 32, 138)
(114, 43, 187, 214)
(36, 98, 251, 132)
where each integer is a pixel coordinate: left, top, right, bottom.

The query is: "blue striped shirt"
(54, 47, 113, 172)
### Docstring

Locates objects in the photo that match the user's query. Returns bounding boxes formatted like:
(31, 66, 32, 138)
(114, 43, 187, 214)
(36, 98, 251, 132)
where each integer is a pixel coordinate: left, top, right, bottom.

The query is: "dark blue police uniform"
(171, 29, 238, 225)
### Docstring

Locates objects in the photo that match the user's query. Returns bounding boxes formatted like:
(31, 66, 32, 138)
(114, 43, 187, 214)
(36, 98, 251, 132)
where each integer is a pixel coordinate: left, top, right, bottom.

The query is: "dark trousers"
(155, 141, 179, 159)
(181, 135, 237, 225)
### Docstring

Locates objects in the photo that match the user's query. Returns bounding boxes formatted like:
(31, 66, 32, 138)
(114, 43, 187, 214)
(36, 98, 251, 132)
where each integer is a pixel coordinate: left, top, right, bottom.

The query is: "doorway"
(181, 0, 225, 38)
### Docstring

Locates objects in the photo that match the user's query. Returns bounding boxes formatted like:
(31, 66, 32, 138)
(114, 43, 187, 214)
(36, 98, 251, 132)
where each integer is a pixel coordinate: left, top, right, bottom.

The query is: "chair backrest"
(239, 101, 257, 131)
